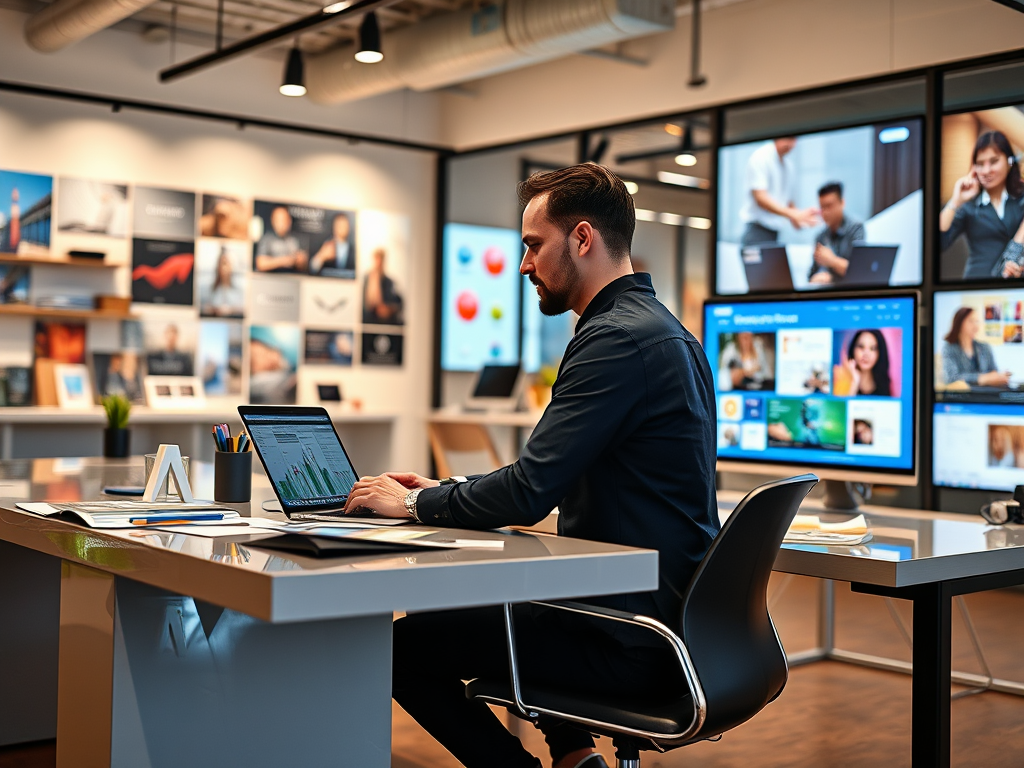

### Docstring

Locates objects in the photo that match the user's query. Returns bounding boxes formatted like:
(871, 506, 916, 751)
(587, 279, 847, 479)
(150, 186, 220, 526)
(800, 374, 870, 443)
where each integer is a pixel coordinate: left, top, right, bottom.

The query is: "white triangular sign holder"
(142, 444, 194, 503)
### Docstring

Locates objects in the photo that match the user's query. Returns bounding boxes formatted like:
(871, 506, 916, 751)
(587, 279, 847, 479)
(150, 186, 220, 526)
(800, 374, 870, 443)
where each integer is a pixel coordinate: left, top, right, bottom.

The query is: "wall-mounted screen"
(939, 104, 1024, 282)
(716, 120, 923, 295)
(703, 294, 917, 480)
(441, 223, 523, 372)
(933, 403, 1024, 491)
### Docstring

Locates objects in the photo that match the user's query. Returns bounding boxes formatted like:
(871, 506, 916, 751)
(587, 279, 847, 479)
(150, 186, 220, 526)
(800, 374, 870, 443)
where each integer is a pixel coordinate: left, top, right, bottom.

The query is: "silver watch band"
(404, 488, 422, 522)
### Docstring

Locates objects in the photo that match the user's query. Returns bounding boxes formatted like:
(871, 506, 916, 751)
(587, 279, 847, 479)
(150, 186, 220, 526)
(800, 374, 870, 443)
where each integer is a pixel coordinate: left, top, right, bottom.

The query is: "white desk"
(429, 406, 542, 429)
(0, 457, 656, 768)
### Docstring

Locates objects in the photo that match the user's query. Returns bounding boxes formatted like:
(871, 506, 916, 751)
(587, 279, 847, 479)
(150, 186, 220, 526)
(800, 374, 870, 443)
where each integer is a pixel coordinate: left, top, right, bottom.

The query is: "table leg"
(0, 542, 60, 746)
(911, 582, 952, 768)
(57, 565, 393, 768)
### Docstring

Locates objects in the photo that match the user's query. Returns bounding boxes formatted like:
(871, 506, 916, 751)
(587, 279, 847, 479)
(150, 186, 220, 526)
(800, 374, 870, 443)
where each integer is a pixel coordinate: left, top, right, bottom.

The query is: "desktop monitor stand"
(822, 479, 872, 511)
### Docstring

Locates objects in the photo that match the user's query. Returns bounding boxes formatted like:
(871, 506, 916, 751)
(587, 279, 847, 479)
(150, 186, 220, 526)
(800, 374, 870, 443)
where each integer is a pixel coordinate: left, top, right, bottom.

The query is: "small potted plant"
(102, 394, 132, 459)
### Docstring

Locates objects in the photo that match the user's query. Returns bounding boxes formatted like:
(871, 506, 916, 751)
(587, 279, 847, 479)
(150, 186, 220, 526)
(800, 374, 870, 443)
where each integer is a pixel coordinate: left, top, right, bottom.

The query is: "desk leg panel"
(0, 541, 60, 746)
(911, 583, 952, 768)
(58, 571, 393, 768)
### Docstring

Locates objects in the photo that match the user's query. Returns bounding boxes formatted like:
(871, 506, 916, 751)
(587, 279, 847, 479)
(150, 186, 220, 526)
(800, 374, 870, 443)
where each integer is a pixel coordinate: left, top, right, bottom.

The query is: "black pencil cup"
(214, 450, 253, 503)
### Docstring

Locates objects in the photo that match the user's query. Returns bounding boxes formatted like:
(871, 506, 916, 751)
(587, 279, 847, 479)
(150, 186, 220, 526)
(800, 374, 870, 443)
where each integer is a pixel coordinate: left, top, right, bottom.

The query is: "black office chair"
(466, 473, 818, 768)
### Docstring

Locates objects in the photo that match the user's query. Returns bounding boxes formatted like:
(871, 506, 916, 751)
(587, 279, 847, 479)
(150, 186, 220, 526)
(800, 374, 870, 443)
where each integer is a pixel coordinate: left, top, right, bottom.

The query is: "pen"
(130, 513, 226, 525)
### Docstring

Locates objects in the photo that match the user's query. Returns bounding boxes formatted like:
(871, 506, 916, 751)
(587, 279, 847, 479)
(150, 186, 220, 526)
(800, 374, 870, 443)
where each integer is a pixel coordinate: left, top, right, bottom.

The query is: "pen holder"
(214, 450, 252, 503)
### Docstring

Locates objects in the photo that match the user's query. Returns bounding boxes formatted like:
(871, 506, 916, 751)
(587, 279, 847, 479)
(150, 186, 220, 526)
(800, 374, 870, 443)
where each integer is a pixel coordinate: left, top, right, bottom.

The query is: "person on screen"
(310, 213, 355, 275)
(255, 206, 308, 273)
(338, 163, 719, 768)
(739, 137, 819, 247)
(808, 182, 866, 285)
(853, 419, 874, 446)
(989, 426, 1018, 468)
(940, 131, 1024, 279)
(201, 247, 244, 317)
(833, 330, 892, 397)
(941, 307, 1011, 388)
(718, 331, 773, 390)
(362, 247, 404, 325)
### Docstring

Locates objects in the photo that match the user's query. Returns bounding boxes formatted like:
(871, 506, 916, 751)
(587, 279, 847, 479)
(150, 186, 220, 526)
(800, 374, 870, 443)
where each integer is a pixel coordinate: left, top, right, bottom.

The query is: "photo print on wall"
(361, 332, 403, 366)
(250, 324, 299, 404)
(143, 318, 197, 377)
(252, 200, 356, 278)
(132, 186, 196, 240)
(0, 169, 53, 254)
(196, 238, 248, 318)
(132, 238, 195, 305)
(304, 329, 354, 366)
(358, 210, 408, 326)
(199, 193, 251, 240)
(198, 320, 243, 396)
(57, 178, 129, 238)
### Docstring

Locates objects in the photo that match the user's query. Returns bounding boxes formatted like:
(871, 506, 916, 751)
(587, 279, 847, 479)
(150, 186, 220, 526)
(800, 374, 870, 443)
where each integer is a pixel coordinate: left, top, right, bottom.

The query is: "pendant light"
(355, 12, 383, 63)
(674, 124, 697, 167)
(280, 44, 306, 97)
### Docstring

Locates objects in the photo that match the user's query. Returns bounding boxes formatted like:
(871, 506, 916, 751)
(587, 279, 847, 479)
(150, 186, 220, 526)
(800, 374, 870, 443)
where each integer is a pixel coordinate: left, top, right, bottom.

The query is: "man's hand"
(814, 243, 837, 267)
(788, 207, 820, 230)
(385, 472, 440, 490)
(344, 474, 417, 518)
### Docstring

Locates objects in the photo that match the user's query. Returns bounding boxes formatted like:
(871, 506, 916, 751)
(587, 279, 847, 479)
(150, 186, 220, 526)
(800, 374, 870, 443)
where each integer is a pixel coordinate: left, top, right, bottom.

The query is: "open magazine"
(17, 500, 238, 529)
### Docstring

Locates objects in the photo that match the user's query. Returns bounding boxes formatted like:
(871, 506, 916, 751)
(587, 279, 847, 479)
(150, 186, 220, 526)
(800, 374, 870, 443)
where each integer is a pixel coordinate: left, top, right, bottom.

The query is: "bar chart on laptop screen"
(249, 420, 357, 503)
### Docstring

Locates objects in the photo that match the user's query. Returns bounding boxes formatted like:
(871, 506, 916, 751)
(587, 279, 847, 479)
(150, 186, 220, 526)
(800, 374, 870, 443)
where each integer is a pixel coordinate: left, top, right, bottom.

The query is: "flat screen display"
(939, 103, 1024, 282)
(441, 223, 523, 372)
(934, 403, 1024, 491)
(472, 364, 521, 398)
(703, 295, 917, 475)
(716, 120, 923, 295)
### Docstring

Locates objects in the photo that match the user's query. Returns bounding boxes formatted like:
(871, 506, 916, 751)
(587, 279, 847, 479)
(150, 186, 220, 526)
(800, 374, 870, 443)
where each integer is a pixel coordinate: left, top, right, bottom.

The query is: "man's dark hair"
(517, 163, 635, 261)
(818, 181, 844, 200)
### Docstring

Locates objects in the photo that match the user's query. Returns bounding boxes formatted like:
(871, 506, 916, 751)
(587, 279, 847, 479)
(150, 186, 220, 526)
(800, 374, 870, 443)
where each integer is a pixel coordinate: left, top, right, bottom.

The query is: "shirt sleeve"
(745, 147, 770, 193)
(942, 342, 979, 386)
(940, 205, 969, 253)
(415, 323, 647, 529)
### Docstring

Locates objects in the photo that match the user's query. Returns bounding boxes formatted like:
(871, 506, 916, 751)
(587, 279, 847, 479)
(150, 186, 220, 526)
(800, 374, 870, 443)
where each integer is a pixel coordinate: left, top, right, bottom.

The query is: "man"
(346, 164, 719, 768)
(808, 182, 865, 284)
(310, 212, 355, 275)
(361, 247, 404, 324)
(255, 206, 307, 272)
(146, 323, 193, 377)
(739, 137, 818, 247)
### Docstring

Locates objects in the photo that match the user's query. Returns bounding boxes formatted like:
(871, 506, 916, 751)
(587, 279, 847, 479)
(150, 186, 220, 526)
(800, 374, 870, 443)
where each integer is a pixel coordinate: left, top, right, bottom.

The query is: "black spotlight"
(280, 45, 306, 97)
(356, 11, 383, 63)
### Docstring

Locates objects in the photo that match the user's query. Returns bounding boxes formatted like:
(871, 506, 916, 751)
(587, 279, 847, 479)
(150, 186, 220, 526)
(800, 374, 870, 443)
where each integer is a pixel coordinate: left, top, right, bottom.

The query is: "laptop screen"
(241, 409, 357, 510)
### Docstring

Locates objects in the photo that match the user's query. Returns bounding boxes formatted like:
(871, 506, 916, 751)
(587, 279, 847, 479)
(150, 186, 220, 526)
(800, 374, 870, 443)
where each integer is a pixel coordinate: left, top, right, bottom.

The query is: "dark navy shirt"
(417, 273, 720, 637)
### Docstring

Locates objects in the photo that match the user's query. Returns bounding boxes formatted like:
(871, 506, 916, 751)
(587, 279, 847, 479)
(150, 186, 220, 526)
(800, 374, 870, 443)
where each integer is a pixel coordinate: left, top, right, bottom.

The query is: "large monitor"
(933, 287, 1024, 490)
(716, 119, 923, 295)
(441, 223, 523, 372)
(938, 102, 1024, 283)
(703, 293, 918, 484)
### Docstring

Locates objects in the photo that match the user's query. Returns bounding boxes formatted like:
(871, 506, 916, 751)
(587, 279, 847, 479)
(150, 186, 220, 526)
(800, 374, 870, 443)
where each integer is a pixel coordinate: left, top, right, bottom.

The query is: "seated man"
(808, 181, 865, 284)
(346, 163, 719, 768)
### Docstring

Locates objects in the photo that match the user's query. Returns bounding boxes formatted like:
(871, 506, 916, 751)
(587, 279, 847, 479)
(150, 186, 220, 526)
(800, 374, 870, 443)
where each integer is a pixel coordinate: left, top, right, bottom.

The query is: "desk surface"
(0, 458, 656, 624)
(430, 406, 541, 428)
(718, 490, 1024, 588)
(0, 406, 396, 425)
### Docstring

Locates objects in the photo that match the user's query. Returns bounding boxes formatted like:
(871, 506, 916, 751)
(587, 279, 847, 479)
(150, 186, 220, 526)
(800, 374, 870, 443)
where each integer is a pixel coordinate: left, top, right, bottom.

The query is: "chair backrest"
(680, 474, 817, 739)
(428, 422, 503, 478)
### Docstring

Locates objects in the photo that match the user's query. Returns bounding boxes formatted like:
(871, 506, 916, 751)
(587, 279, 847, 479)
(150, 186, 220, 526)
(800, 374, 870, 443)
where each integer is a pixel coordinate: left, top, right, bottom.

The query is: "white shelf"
(0, 406, 397, 425)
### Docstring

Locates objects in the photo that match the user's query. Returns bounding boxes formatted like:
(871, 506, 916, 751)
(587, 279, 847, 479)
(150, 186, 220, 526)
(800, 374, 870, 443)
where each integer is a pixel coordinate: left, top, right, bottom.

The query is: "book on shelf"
(0, 265, 30, 305)
(0, 366, 32, 406)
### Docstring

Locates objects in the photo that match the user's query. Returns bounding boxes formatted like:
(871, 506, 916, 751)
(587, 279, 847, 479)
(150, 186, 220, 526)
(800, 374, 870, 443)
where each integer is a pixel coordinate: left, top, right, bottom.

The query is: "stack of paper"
(784, 514, 872, 545)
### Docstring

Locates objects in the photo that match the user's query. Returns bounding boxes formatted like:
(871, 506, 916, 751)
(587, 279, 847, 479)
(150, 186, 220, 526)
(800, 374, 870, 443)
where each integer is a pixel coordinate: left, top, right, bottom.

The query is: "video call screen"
(938, 102, 1024, 282)
(716, 120, 923, 295)
(934, 287, 1024, 491)
(703, 295, 917, 474)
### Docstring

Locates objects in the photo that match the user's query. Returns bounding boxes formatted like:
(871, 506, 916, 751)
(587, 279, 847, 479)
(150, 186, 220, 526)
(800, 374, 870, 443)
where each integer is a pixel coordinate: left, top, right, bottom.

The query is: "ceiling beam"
(158, 0, 402, 83)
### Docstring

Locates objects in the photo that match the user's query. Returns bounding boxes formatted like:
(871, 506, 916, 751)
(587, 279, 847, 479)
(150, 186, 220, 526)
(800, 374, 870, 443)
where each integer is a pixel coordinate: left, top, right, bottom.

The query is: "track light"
(280, 45, 306, 97)
(355, 12, 383, 63)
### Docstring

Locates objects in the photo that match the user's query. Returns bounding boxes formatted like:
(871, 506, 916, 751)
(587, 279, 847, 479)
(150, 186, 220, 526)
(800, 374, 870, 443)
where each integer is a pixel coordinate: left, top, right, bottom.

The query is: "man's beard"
(531, 239, 580, 316)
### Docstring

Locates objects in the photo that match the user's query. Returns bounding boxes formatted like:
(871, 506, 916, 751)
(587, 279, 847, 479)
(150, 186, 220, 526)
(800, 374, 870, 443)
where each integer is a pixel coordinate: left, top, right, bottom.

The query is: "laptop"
(464, 364, 524, 412)
(840, 244, 899, 287)
(742, 244, 795, 292)
(238, 405, 407, 524)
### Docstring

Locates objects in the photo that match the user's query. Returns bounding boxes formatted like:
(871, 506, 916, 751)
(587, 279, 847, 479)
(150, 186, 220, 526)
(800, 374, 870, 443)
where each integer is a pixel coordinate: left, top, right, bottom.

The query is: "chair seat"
(465, 678, 696, 738)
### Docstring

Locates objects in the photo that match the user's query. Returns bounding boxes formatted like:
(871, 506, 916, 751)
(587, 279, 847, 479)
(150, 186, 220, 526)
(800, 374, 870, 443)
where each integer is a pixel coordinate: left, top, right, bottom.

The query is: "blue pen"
(129, 513, 225, 525)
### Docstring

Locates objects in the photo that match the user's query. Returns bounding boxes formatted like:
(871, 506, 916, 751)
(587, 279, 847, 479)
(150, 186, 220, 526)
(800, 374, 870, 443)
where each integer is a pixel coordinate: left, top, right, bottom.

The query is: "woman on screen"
(940, 130, 1024, 279)
(202, 247, 245, 317)
(718, 331, 773, 391)
(941, 307, 1011, 388)
(832, 329, 891, 397)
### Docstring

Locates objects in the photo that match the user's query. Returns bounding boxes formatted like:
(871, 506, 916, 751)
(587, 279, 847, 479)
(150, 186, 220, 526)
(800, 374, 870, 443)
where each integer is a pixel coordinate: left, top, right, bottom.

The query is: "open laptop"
(238, 405, 407, 524)
(840, 244, 899, 287)
(742, 244, 795, 293)
(464, 364, 524, 412)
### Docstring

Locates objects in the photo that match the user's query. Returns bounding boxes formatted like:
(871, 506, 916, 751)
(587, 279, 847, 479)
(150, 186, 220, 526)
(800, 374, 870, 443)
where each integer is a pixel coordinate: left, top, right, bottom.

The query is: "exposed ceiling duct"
(25, 0, 158, 53)
(306, 0, 675, 105)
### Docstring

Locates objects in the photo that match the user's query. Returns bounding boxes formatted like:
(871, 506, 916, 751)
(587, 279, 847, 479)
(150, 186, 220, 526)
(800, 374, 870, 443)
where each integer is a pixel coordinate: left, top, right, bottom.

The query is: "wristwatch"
(404, 488, 423, 522)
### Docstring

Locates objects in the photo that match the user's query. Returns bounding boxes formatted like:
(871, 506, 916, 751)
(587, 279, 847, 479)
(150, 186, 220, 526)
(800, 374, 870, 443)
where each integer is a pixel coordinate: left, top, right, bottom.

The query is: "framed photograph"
(54, 364, 94, 409)
(252, 200, 355, 278)
(144, 376, 206, 409)
(91, 351, 145, 404)
(317, 383, 342, 402)
(304, 329, 354, 366)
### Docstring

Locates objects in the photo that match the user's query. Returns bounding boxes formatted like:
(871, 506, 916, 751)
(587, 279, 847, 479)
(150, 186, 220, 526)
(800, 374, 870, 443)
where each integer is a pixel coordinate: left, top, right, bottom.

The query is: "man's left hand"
(814, 243, 838, 267)
(344, 474, 414, 518)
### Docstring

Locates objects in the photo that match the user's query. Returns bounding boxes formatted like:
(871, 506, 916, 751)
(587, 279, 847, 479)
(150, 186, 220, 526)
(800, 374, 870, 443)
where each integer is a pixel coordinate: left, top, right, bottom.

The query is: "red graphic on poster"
(132, 253, 194, 290)
(483, 246, 505, 276)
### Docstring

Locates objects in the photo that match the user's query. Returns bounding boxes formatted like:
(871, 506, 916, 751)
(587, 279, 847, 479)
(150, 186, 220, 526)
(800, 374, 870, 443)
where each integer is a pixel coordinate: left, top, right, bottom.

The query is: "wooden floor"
(5, 575, 1024, 767)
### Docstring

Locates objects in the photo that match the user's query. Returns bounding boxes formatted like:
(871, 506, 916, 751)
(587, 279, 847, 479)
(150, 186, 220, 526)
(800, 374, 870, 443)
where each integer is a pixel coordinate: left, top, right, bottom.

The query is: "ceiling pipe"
(25, 0, 159, 52)
(688, 0, 706, 87)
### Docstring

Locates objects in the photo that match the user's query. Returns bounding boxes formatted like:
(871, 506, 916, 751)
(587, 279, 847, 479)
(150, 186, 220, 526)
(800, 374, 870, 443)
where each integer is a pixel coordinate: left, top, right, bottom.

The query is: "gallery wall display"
(0, 169, 52, 254)
(196, 238, 247, 318)
(252, 200, 356, 278)
(57, 178, 129, 238)
(132, 186, 197, 240)
(250, 324, 299, 404)
(132, 238, 196, 305)
(199, 193, 251, 240)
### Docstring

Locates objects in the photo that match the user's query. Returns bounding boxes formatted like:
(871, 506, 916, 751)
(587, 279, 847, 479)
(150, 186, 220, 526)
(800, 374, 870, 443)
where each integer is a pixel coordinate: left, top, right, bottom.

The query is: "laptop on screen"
(840, 244, 899, 287)
(238, 405, 403, 523)
(742, 244, 795, 293)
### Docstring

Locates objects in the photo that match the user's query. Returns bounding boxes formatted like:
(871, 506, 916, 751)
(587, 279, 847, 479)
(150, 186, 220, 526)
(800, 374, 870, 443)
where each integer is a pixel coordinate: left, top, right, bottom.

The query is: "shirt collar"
(575, 273, 654, 334)
(980, 189, 1009, 207)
